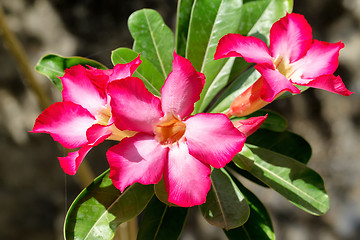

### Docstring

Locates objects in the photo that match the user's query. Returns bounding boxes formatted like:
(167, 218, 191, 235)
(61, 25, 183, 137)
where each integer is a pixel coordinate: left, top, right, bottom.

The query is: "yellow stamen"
(154, 113, 186, 145)
(95, 105, 112, 126)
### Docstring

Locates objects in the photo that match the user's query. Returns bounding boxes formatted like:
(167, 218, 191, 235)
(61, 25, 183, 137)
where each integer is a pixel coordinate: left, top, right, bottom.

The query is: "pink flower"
(215, 13, 353, 116)
(32, 57, 141, 175)
(106, 52, 264, 207)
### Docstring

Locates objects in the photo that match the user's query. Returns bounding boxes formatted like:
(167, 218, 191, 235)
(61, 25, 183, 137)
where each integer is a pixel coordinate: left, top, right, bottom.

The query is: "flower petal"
(61, 65, 107, 115)
(86, 124, 112, 145)
(270, 13, 313, 62)
(165, 143, 211, 207)
(161, 52, 205, 118)
(227, 77, 270, 117)
(233, 115, 267, 137)
(295, 74, 353, 96)
(58, 145, 92, 175)
(107, 133, 168, 192)
(108, 55, 142, 82)
(108, 77, 163, 134)
(291, 40, 344, 79)
(255, 64, 301, 102)
(184, 113, 246, 168)
(32, 102, 95, 148)
(214, 33, 273, 65)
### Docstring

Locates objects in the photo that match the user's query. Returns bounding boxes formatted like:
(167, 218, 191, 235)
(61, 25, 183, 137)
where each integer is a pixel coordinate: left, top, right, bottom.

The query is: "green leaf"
(175, 0, 195, 57)
(224, 174, 275, 240)
(154, 178, 178, 207)
(137, 196, 188, 240)
(111, 48, 164, 96)
(236, 145, 330, 215)
(128, 9, 175, 78)
(229, 0, 293, 81)
(228, 161, 269, 188)
(210, 68, 260, 114)
(35, 54, 107, 91)
(246, 129, 312, 164)
(231, 109, 288, 132)
(200, 168, 250, 230)
(198, 57, 236, 113)
(239, 0, 293, 42)
(64, 169, 154, 240)
(185, 0, 244, 113)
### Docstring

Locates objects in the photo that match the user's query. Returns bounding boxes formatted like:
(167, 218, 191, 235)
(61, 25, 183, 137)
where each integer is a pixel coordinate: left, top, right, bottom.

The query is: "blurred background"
(0, 0, 359, 239)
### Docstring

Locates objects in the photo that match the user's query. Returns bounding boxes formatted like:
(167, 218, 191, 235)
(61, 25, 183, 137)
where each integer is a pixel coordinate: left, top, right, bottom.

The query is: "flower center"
(274, 57, 296, 79)
(154, 113, 186, 145)
(95, 105, 112, 126)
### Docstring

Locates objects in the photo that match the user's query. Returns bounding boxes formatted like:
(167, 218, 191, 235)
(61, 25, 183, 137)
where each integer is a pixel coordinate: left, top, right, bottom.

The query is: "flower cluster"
(32, 13, 351, 207)
(215, 13, 352, 116)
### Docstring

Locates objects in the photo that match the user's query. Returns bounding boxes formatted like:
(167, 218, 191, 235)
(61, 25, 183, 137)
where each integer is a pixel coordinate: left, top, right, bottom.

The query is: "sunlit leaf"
(35, 54, 107, 91)
(247, 129, 312, 164)
(210, 68, 260, 114)
(224, 174, 275, 240)
(175, 0, 195, 57)
(137, 196, 188, 240)
(231, 109, 288, 132)
(186, 0, 244, 113)
(200, 168, 250, 230)
(229, 0, 293, 82)
(64, 169, 153, 240)
(235, 145, 330, 215)
(111, 47, 164, 96)
(128, 9, 175, 78)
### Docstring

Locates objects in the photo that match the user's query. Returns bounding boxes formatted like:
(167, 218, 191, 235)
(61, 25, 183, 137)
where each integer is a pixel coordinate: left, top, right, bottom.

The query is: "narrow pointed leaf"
(198, 57, 235, 113)
(64, 169, 154, 240)
(224, 174, 275, 240)
(128, 9, 175, 78)
(35, 54, 107, 91)
(111, 47, 164, 96)
(246, 129, 312, 164)
(200, 168, 250, 230)
(239, 0, 293, 41)
(175, 0, 195, 57)
(236, 145, 330, 215)
(154, 178, 178, 207)
(229, 0, 293, 81)
(137, 196, 188, 240)
(210, 68, 260, 114)
(186, 0, 244, 113)
(231, 109, 287, 132)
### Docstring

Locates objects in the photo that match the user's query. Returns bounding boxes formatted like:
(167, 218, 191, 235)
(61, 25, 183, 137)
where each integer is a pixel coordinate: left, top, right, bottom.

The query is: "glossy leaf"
(228, 161, 269, 188)
(231, 109, 288, 132)
(186, 0, 244, 113)
(239, 0, 293, 41)
(224, 174, 274, 240)
(210, 68, 260, 114)
(64, 169, 154, 240)
(128, 9, 175, 78)
(175, 0, 195, 57)
(111, 47, 164, 96)
(154, 178, 178, 207)
(200, 168, 250, 230)
(235, 145, 330, 215)
(247, 129, 312, 164)
(35, 54, 107, 91)
(198, 57, 235, 113)
(229, 0, 293, 82)
(137, 196, 188, 240)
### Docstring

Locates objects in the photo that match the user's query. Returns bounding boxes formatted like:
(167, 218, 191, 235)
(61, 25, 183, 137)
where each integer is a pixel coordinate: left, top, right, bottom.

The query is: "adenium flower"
(215, 13, 353, 117)
(32, 57, 141, 175)
(106, 52, 265, 207)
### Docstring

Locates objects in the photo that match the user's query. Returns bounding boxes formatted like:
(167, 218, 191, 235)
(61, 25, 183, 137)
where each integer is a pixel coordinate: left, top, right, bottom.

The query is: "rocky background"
(0, 0, 359, 239)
